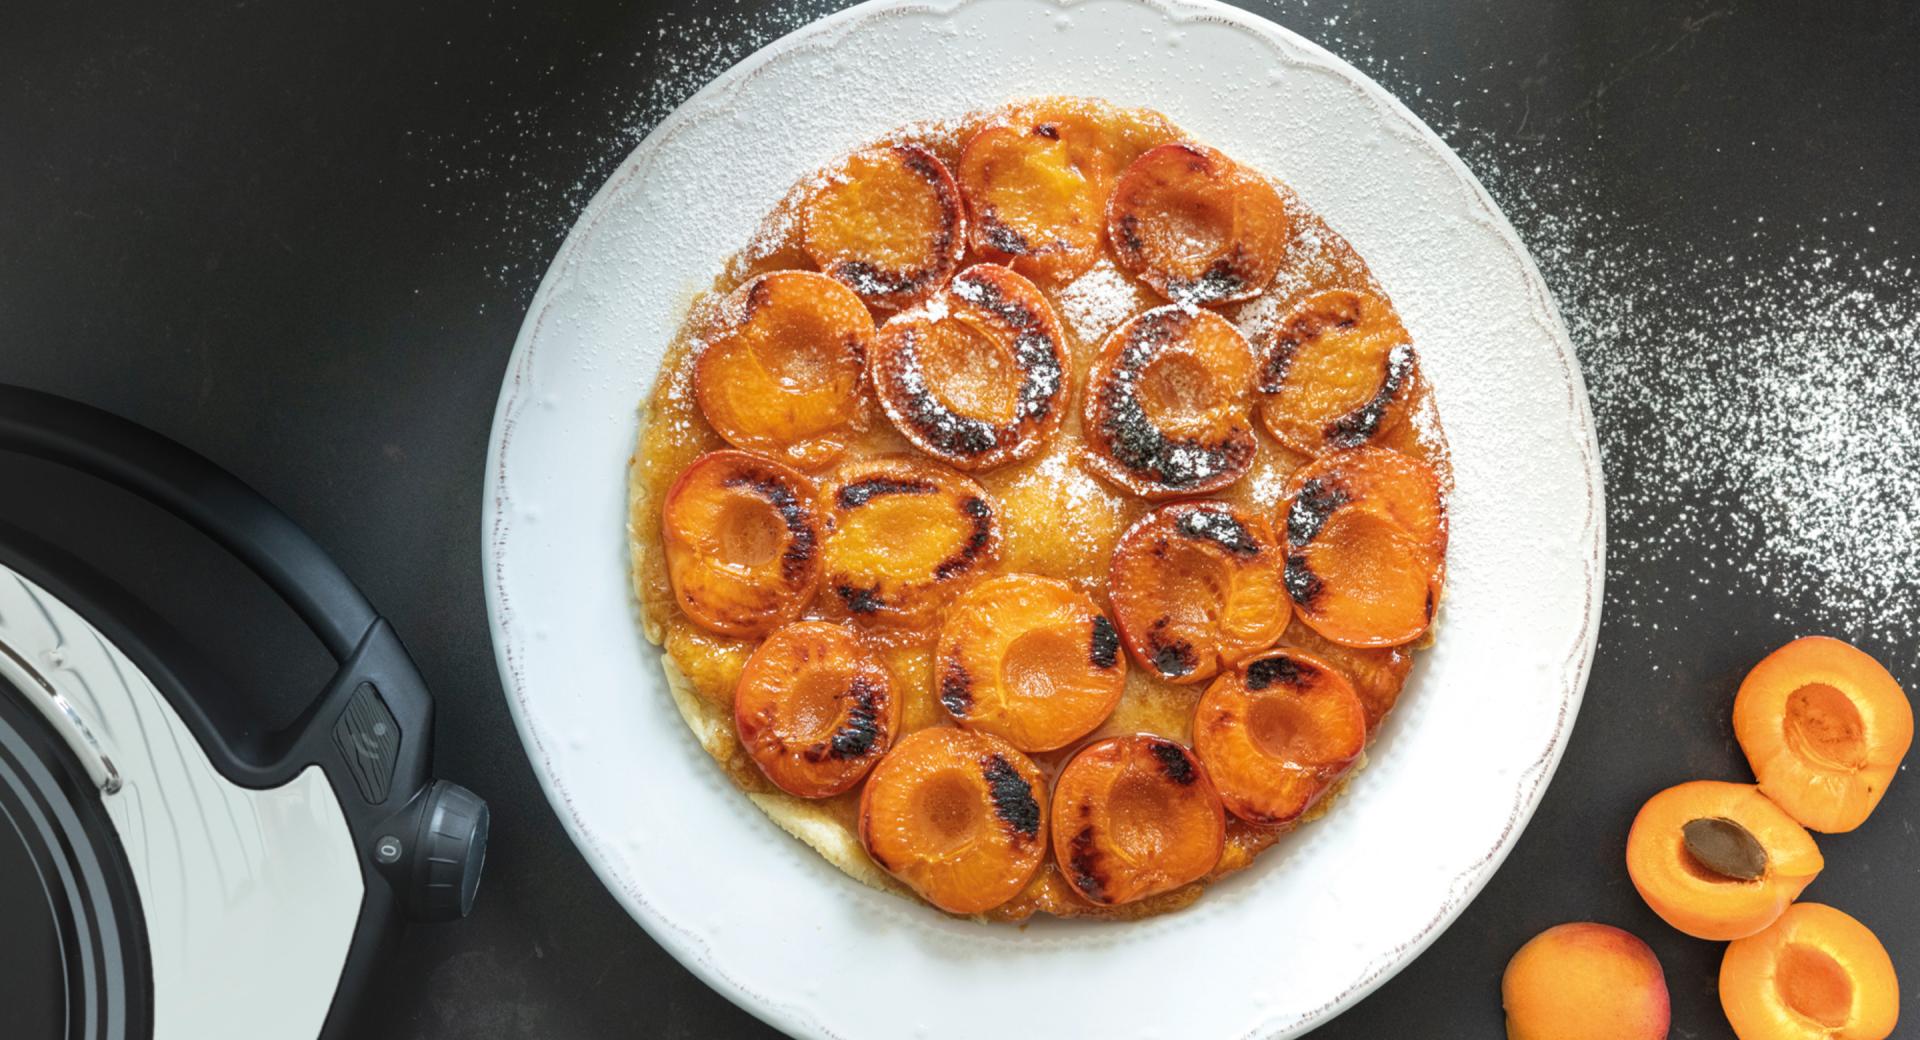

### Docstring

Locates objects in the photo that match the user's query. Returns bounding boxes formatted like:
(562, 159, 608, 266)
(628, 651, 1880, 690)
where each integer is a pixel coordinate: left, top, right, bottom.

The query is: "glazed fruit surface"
(630, 97, 1450, 921)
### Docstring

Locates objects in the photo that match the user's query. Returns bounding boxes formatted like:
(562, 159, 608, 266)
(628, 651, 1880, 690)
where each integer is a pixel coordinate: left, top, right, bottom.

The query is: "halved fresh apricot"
(1626, 781, 1824, 941)
(1193, 649, 1367, 825)
(1107, 142, 1290, 305)
(1733, 636, 1913, 834)
(956, 99, 1156, 284)
(734, 621, 895, 798)
(801, 144, 965, 310)
(935, 574, 1126, 752)
(694, 270, 874, 469)
(1082, 305, 1259, 499)
(1051, 735, 1225, 906)
(869, 264, 1068, 470)
(1109, 502, 1289, 684)
(662, 450, 821, 638)
(818, 454, 998, 627)
(1721, 902, 1900, 1040)
(858, 726, 1048, 915)
(1255, 288, 1419, 454)
(1281, 447, 1446, 648)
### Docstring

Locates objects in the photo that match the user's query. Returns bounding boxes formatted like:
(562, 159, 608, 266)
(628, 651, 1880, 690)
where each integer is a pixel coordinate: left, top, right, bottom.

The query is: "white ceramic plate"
(483, 1, 1604, 1036)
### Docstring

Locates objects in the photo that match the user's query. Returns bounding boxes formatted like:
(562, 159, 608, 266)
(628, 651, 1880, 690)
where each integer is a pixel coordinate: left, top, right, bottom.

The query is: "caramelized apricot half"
(819, 455, 998, 627)
(1280, 618, 1413, 735)
(734, 621, 895, 798)
(869, 264, 1068, 470)
(1083, 306, 1259, 499)
(1107, 142, 1289, 305)
(1109, 502, 1289, 684)
(1256, 288, 1418, 454)
(1281, 447, 1446, 648)
(662, 450, 821, 637)
(802, 144, 965, 310)
(935, 574, 1126, 752)
(694, 270, 873, 469)
(1626, 781, 1824, 941)
(859, 726, 1047, 915)
(1721, 903, 1900, 1040)
(1193, 649, 1367, 825)
(1052, 735, 1225, 906)
(957, 100, 1154, 283)
(1733, 636, 1913, 834)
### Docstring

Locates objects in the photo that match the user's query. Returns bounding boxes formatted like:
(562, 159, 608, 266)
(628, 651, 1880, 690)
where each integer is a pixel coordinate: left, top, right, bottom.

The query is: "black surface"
(3, 1, 1917, 1037)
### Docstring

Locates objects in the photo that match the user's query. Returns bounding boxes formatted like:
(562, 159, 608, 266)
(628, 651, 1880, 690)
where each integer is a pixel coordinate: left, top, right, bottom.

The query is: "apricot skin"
(1502, 923, 1670, 1040)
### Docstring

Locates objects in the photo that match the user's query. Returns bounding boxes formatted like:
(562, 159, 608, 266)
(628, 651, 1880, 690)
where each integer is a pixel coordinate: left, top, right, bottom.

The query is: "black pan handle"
(0, 384, 483, 943)
(0, 385, 378, 661)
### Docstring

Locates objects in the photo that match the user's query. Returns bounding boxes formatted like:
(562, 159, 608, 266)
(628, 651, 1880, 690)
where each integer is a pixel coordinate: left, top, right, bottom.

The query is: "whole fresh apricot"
(1502, 922, 1670, 1040)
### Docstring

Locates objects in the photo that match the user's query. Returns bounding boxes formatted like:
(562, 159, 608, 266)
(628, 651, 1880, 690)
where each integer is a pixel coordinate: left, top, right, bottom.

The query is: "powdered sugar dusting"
(1054, 260, 1149, 344)
(1326, 56, 1920, 673)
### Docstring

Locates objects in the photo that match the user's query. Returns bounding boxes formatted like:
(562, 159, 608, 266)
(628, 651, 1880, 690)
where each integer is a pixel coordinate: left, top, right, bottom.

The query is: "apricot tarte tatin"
(631, 97, 1451, 921)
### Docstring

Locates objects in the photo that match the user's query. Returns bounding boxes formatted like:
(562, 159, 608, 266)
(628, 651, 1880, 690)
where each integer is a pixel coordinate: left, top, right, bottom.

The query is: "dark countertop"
(3, 1, 1916, 1037)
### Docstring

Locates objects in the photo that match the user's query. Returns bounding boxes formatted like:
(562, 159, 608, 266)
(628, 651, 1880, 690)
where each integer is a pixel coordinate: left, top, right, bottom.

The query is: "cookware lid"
(0, 674, 149, 1040)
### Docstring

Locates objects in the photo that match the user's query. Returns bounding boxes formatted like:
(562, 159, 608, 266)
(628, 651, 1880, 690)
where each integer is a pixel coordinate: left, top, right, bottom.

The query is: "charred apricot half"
(694, 270, 873, 469)
(1083, 305, 1258, 499)
(1110, 502, 1289, 684)
(1193, 649, 1367, 825)
(935, 574, 1126, 752)
(1052, 735, 1225, 907)
(1107, 142, 1289, 305)
(957, 99, 1154, 284)
(1282, 447, 1446, 648)
(802, 144, 965, 310)
(1721, 903, 1900, 1040)
(1733, 636, 1913, 834)
(734, 621, 895, 798)
(869, 263, 1068, 470)
(662, 450, 821, 638)
(1256, 288, 1419, 454)
(859, 726, 1047, 915)
(1626, 780, 1824, 941)
(819, 455, 998, 627)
